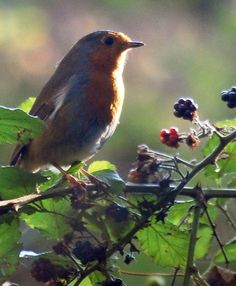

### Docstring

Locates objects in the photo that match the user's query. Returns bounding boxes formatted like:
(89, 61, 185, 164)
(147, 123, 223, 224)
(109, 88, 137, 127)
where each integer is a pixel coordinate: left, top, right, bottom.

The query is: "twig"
(217, 205, 236, 232)
(183, 199, 202, 286)
(1, 185, 236, 212)
(170, 267, 180, 286)
(204, 205, 229, 265)
(120, 269, 184, 277)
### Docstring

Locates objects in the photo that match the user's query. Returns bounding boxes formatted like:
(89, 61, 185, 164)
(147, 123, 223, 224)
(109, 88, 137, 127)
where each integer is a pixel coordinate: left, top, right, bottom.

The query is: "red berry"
(169, 128, 178, 135)
(160, 129, 168, 137)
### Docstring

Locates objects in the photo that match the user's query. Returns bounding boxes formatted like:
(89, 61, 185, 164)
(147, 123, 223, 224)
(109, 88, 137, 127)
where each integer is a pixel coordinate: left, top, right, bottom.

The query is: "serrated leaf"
(21, 198, 72, 240)
(195, 225, 212, 260)
(137, 221, 188, 268)
(19, 97, 36, 113)
(0, 106, 44, 144)
(203, 119, 236, 180)
(88, 161, 125, 194)
(214, 238, 236, 263)
(0, 217, 22, 282)
(0, 166, 47, 199)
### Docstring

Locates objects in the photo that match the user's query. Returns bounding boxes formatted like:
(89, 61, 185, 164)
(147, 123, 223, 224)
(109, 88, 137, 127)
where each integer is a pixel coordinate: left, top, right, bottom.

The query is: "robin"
(10, 30, 144, 174)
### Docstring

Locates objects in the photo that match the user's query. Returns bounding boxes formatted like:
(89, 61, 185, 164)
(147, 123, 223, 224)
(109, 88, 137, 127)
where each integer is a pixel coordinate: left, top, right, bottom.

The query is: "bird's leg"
(52, 162, 87, 199)
(80, 168, 110, 189)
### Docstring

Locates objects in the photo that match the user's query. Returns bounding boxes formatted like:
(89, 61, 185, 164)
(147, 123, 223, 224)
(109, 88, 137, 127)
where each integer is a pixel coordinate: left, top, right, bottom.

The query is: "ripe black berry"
(105, 203, 129, 223)
(173, 98, 198, 120)
(31, 258, 57, 282)
(124, 253, 135, 264)
(72, 241, 106, 264)
(221, 87, 236, 108)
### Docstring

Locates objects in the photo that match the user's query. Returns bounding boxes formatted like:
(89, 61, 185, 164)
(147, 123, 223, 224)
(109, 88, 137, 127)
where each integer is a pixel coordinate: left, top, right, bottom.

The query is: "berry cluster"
(160, 127, 180, 148)
(105, 203, 129, 223)
(221, 87, 236, 108)
(174, 98, 198, 121)
(31, 258, 74, 284)
(72, 240, 106, 264)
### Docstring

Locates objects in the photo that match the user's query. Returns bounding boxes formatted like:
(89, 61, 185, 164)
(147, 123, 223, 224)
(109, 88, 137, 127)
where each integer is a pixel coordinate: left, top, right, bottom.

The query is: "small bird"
(10, 30, 144, 172)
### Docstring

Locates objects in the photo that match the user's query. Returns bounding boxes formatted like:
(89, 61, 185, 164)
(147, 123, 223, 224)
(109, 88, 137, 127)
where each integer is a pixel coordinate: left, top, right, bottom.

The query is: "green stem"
(183, 201, 201, 286)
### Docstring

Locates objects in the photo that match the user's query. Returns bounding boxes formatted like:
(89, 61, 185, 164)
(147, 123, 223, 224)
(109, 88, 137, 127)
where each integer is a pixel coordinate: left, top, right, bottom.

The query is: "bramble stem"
(183, 200, 201, 286)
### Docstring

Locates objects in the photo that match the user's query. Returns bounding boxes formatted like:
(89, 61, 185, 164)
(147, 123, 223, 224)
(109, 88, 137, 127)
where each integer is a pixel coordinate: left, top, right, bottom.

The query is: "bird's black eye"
(104, 36, 114, 46)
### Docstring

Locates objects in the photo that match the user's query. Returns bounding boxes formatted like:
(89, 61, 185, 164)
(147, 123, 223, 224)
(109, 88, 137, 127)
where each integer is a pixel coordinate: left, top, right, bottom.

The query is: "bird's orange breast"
(84, 69, 124, 124)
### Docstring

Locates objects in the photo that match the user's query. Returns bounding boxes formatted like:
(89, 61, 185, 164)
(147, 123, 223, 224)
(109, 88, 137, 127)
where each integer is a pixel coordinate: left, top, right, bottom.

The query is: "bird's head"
(72, 30, 144, 74)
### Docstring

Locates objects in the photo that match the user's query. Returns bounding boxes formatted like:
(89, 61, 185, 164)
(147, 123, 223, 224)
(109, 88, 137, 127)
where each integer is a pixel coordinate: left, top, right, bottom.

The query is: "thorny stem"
(171, 129, 236, 199)
(183, 199, 202, 286)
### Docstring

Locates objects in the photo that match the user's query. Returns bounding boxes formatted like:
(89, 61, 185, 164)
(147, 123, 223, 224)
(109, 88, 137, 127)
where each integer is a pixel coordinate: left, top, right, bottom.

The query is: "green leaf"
(0, 166, 47, 199)
(88, 161, 116, 173)
(203, 119, 236, 180)
(195, 225, 212, 260)
(78, 277, 93, 286)
(19, 97, 36, 113)
(214, 238, 236, 263)
(21, 198, 72, 240)
(0, 106, 44, 144)
(137, 221, 189, 268)
(88, 161, 125, 194)
(215, 118, 236, 128)
(89, 271, 106, 285)
(0, 217, 22, 282)
(167, 201, 194, 226)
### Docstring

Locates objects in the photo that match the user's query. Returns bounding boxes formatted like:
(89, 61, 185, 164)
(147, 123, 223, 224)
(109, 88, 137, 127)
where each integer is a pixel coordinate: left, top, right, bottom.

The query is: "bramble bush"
(0, 88, 235, 286)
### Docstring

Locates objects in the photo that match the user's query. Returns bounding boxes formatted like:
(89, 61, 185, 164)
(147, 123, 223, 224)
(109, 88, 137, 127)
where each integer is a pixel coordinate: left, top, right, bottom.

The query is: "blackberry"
(124, 253, 135, 264)
(72, 241, 95, 264)
(173, 98, 198, 120)
(105, 203, 129, 223)
(221, 87, 236, 108)
(72, 241, 106, 264)
(31, 258, 57, 282)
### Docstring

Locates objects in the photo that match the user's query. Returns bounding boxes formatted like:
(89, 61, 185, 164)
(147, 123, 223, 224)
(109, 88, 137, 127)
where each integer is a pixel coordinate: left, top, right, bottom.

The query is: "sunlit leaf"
(19, 97, 36, 113)
(195, 225, 212, 260)
(0, 166, 47, 199)
(88, 161, 125, 194)
(137, 220, 188, 268)
(214, 238, 236, 263)
(88, 160, 117, 173)
(0, 106, 44, 144)
(78, 277, 93, 286)
(21, 198, 72, 240)
(89, 271, 106, 285)
(0, 217, 21, 283)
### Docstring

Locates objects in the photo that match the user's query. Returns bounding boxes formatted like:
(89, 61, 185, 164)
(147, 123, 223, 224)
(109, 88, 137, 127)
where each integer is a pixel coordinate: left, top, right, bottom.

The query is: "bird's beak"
(126, 40, 145, 49)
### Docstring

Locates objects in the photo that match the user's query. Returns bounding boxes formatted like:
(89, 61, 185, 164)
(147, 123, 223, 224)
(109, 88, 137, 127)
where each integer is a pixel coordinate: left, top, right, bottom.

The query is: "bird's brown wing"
(9, 101, 55, 166)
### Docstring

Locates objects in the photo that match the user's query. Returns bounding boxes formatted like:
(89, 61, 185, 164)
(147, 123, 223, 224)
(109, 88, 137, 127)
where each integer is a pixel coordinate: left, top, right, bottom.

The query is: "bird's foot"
(80, 168, 110, 190)
(53, 162, 87, 200)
